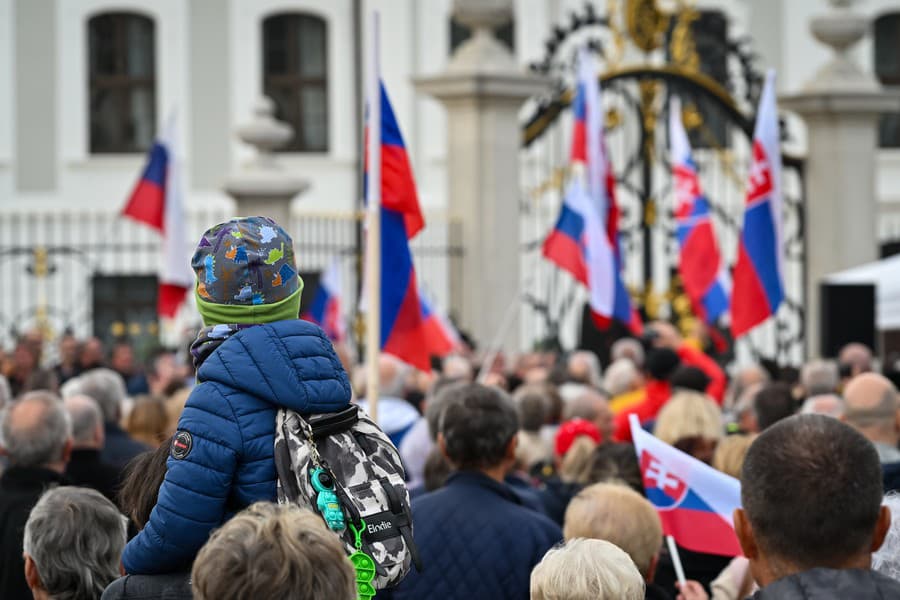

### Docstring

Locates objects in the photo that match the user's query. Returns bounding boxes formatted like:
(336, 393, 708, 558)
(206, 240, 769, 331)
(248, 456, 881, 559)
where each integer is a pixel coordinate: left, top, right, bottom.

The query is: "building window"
(88, 13, 156, 153)
(450, 18, 514, 54)
(875, 13, 900, 148)
(262, 13, 329, 153)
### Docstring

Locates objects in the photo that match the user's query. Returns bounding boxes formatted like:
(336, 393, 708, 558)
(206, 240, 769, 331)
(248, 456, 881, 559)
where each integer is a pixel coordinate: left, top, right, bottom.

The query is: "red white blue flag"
(543, 50, 640, 333)
(731, 70, 784, 338)
(419, 293, 460, 357)
(630, 415, 743, 557)
(122, 115, 192, 318)
(669, 97, 730, 324)
(365, 82, 431, 371)
(303, 259, 346, 343)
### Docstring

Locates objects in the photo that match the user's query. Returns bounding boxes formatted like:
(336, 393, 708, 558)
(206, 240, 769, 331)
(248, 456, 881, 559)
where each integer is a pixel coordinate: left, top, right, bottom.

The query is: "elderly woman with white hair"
(531, 538, 645, 600)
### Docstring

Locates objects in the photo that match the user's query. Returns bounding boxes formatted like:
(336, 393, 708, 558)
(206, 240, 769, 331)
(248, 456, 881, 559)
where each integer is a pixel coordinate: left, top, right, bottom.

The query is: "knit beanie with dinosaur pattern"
(191, 216, 303, 326)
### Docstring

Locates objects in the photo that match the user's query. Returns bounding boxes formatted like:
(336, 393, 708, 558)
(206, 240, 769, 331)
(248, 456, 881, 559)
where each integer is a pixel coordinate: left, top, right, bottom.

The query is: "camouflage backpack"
(274, 404, 420, 591)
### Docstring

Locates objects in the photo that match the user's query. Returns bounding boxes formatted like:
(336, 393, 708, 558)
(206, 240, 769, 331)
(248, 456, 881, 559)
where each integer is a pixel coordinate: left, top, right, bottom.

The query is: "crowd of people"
(1, 216, 900, 599)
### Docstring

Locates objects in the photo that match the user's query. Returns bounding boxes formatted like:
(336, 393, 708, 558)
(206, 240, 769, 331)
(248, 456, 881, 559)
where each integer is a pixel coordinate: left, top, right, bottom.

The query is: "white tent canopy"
(825, 254, 900, 330)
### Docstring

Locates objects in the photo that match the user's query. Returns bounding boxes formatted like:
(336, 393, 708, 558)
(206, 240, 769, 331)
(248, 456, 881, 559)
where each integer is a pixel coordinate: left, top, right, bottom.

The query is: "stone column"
(224, 97, 309, 227)
(415, 0, 547, 353)
(781, 0, 900, 357)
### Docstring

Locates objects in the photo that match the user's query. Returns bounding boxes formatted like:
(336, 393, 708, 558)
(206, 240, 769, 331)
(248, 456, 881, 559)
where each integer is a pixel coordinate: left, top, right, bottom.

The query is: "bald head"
(839, 343, 873, 378)
(64, 394, 104, 448)
(843, 373, 900, 447)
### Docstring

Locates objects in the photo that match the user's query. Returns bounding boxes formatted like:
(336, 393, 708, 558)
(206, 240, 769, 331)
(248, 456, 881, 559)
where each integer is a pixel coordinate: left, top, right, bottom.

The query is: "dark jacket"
(882, 461, 900, 493)
(0, 467, 68, 600)
(101, 573, 192, 600)
(383, 470, 562, 600)
(751, 567, 900, 599)
(102, 422, 151, 473)
(65, 449, 121, 502)
(122, 320, 351, 575)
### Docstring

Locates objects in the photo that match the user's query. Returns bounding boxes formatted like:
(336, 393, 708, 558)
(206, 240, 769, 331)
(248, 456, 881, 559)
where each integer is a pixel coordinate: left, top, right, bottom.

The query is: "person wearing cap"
(121, 217, 352, 575)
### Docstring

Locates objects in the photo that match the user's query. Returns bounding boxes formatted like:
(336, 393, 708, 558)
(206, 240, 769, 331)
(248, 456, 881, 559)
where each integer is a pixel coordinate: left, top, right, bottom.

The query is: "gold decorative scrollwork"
(625, 0, 670, 53)
(639, 80, 659, 162)
(669, 2, 700, 72)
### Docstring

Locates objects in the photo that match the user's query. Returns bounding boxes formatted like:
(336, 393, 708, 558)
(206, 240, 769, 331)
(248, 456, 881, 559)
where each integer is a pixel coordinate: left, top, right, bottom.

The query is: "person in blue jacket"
(121, 216, 351, 575)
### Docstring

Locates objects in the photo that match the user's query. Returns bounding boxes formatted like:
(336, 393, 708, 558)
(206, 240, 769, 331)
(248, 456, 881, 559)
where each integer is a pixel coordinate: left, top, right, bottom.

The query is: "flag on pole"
(303, 259, 346, 343)
(364, 82, 431, 371)
(122, 114, 192, 318)
(731, 70, 784, 338)
(630, 415, 743, 557)
(543, 50, 640, 334)
(420, 293, 460, 357)
(669, 97, 730, 325)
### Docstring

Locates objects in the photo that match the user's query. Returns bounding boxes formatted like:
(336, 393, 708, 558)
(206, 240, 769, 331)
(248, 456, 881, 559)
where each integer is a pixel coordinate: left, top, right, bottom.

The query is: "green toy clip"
(349, 520, 376, 600)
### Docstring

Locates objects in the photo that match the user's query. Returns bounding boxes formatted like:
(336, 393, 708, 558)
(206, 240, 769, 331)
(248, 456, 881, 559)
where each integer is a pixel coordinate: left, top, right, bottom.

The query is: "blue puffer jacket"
(122, 320, 351, 574)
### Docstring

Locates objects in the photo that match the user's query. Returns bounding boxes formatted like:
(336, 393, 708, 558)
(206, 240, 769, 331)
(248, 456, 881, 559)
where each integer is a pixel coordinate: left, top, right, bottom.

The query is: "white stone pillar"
(224, 98, 309, 228)
(781, 0, 900, 357)
(415, 0, 547, 353)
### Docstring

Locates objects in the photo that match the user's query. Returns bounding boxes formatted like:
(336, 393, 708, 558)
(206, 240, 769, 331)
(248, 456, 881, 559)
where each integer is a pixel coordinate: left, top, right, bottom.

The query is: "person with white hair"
(64, 368, 149, 471)
(611, 338, 646, 369)
(23, 487, 126, 600)
(567, 351, 603, 388)
(63, 394, 121, 501)
(0, 391, 73, 599)
(356, 354, 420, 447)
(726, 364, 769, 411)
(800, 359, 839, 398)
(530, 538, 645, 600)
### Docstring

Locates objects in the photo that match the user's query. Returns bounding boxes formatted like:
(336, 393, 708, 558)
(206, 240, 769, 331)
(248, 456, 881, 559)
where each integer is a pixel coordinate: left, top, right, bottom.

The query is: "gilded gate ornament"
(625, 0, 669, 53)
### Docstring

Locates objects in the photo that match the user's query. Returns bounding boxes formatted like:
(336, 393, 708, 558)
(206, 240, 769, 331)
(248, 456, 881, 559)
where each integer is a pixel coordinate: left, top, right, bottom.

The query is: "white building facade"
(1, 0, 899, 353)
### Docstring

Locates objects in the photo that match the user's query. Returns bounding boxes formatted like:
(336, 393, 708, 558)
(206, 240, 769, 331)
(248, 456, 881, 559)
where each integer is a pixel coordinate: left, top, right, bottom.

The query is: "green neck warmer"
(195, 280, 304, 326)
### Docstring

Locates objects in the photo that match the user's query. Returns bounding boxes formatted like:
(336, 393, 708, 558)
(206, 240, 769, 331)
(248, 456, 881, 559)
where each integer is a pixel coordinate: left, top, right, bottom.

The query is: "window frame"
(874, 13, 900, 149)
(261, 12, 329, 153)
(87, 11, 157, 155)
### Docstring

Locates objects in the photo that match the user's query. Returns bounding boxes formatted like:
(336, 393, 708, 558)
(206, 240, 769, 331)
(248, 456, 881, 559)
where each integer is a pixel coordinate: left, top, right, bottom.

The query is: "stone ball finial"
(235, 97, 294, 154)
(452, 0, 512, 31)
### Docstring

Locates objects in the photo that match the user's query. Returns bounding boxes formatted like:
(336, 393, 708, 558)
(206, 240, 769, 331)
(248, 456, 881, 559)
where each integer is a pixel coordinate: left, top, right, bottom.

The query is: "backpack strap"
(379, 478, 422, 573)
(274, 412, 302, 503)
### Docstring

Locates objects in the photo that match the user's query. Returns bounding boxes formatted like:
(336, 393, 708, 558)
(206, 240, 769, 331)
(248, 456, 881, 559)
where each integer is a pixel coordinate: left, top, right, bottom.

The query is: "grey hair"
(513, 385, 550, 432)
(64, 395, 103, 445)
(567, 351, 603, 388)
(873, 493, 900, 583)
(801, 359, 839, 397)
(1, 391, 71, 468)
(611, 338, 645, 369)
(63, 369, 126, 423)
(23, 487, 127, 600)
(0, 375, 11, 410)
(603, 359, 640, 397)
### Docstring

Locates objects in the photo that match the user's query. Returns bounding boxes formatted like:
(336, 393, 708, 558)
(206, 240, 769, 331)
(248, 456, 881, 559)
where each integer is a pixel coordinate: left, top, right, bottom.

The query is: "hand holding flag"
(630, 415, 742, 557)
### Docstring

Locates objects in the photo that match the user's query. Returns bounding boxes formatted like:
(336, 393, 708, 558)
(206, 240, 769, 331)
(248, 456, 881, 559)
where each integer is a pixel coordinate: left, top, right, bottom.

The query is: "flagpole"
(365, 10, 381, 425)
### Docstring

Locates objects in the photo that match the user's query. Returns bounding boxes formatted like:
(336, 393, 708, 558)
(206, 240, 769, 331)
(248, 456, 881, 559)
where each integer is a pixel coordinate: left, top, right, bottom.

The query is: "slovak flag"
(669, 97, 730, 324)
(365, 82, 431, 371)
(630, 415, 742, 557)
(731, 70, 784, 338)
(420, 294, 460, 357)
(303, 260, 346, 343)
(543, 50, 640, 333)
(122, 114, 192, 318)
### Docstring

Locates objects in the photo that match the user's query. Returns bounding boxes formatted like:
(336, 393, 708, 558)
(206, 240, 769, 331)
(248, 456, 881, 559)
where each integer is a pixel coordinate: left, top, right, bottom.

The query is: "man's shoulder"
(753, 568, 900, 599)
